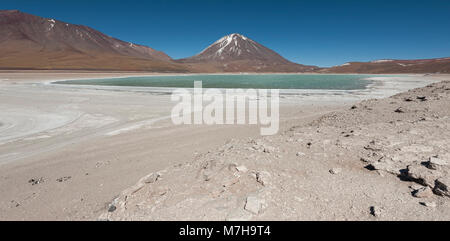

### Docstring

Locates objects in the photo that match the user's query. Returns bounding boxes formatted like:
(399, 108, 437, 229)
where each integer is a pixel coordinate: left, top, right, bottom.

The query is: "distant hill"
(322, 58, 450, 74)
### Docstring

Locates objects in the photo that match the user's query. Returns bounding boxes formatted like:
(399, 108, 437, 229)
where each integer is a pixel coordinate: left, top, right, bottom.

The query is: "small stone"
(28, 177, 44, 186)
(56, 176, 72, 183)
(434, 176, 450, 197)
(236, 165, 248, 173)
(11, 200, 20, 208)
(367, 159, 399, 175)
(417, 96, 427, 101)
(329, 168, 342, 175)
(370, 206, 383, 217)
(108, 205, 117, 212)
(412, 186, 434, 198)
(245, 195, 262, 214)
(394, 107, 405, 113)
(263, 146, 276, 153)
(409, 184, 426, 191)
(420, 202, 437, 208)
(296, 152, 306, 157)
(426, 156, 448, 170)
(142, 173, 160, 184)
(256, 171, 271, 187)
(406, 164, 442, 187)
(202, 173, 212, 182)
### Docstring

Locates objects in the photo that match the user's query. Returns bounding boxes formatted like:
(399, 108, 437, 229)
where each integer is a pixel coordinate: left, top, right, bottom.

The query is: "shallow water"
(54, 74, 382, 90)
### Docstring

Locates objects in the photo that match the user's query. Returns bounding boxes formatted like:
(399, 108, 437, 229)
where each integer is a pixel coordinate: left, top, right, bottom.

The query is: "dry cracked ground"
(101, 81, 450, 221)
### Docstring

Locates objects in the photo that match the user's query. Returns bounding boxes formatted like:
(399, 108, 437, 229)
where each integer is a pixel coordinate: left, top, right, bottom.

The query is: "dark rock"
(434, 177, 450, 197)
(108, 205, 117, 212)
(419, 202, 437, 208)
(28, 177, 44, 186)
(417, 96, 427, 101)
(370, 206, 383, 217)
(394, 107, 405, 113)
(56, 176, 72, 183)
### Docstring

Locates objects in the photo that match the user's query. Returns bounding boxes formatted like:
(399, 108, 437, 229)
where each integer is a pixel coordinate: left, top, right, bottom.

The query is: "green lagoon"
(54, 74, 378, 90)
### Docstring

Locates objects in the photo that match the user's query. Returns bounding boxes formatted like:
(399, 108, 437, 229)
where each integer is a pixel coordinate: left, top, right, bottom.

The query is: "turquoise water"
(54, 74, 376, 90)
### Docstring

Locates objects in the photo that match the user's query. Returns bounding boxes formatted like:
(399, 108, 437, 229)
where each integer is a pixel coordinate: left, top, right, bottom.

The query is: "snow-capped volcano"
(187, 33, 290, 64)
(178, 33, 317, 72)
(191, 33, 289, 64)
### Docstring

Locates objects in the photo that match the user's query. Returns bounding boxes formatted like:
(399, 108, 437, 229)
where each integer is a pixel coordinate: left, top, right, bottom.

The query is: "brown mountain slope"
(0, 10, 187, 72)
(177, 33, 318, 72)
(323, 58, 450, 74)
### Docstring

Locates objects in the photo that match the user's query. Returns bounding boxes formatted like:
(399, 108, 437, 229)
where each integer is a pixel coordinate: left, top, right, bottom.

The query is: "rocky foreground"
(101, 81, 450, 221)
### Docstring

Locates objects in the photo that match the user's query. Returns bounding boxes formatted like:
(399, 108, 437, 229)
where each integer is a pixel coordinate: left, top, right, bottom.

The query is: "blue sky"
(3, 0, 450, 67)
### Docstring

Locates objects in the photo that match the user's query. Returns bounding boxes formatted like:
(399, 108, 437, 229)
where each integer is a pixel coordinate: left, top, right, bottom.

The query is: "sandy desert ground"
(0, 71, 448, 220)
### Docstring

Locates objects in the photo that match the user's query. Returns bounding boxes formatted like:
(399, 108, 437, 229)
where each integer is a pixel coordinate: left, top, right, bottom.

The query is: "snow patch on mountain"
(193, 33, 270, 61)
(371, 59, 394, 63)
(214, 34, 246, 56)
(47, 19, 56, 31)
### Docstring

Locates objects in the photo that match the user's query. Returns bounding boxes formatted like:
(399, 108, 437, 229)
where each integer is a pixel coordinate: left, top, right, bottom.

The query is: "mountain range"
(321, 58, 450, 74)
(1, 10, 449, 73)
